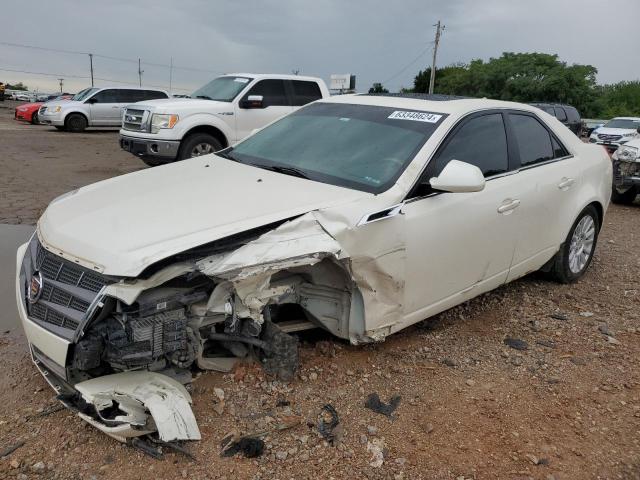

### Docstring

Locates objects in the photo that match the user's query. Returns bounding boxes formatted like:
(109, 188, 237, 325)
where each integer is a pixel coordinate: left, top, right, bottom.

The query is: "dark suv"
(530, 103, 582, 136)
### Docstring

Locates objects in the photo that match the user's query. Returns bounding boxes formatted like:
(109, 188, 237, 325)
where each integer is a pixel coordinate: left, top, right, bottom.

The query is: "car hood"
(44, 99, 82, 108)
(37, 156, 369, 277)
(593, 127, 638, 136)
(17, 102, 42, 110)
(131, 98, 231, 113)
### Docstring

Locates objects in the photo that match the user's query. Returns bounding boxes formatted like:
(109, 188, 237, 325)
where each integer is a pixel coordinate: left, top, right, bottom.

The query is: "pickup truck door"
(233, 79, 293, 142)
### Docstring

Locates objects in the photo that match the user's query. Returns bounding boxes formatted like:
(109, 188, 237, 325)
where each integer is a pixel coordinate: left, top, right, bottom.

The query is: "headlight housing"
(150, 113, 179, 133)
(51, 106, 62, 113)
(612, 145, 639, 162)
(622, 131, 637, 137)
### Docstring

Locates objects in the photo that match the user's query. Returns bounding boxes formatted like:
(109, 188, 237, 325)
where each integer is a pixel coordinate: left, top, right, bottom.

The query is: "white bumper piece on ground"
(73, 371, 201, 443)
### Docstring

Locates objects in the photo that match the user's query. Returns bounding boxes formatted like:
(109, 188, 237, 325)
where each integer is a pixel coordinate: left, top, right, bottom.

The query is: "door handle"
(497, 199, 521, 214)
(558, 177, 575, 190)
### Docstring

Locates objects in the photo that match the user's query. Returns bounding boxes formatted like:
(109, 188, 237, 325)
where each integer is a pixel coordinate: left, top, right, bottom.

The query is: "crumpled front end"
(17, 205, 408, 443)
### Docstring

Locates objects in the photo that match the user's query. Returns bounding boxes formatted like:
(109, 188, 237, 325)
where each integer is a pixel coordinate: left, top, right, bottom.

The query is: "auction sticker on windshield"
(388, 111, 442, 123)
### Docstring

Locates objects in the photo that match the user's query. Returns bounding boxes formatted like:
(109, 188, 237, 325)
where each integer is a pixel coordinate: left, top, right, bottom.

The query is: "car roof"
(93, 86, 167, 92)
(321, 93, 547, 117)
(223, 73, 323, 82)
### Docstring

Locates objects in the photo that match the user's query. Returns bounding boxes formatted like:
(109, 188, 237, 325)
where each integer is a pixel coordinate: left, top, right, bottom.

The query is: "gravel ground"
(0, 101, 639, 479)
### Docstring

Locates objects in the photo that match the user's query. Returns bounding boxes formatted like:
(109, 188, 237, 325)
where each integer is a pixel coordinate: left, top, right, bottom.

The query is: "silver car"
(38, 86, 169, 132)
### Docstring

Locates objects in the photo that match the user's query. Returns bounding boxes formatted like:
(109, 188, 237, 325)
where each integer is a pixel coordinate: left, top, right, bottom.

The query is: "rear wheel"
(65, 113, 88, 132)
(549, 205, 599, 283)
(178, 133, 222, 160)
(611, 186, 637, 205)
(31, 111, 39, 125)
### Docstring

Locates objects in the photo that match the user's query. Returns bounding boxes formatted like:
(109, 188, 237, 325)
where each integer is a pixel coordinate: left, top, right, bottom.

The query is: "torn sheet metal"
(197, 214, 344, 323)
(74, 371, 201, 442)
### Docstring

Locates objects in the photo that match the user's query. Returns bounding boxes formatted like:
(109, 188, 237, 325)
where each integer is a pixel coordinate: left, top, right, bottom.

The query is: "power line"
(381, 42, 434, 86)
(0, 40, 221, 74)
(0, 67, 192, 92)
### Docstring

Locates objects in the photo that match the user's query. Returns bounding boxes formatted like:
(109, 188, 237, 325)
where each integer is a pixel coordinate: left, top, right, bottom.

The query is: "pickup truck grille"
(122, 108, 149, 131)
(22, 236, 110, 340)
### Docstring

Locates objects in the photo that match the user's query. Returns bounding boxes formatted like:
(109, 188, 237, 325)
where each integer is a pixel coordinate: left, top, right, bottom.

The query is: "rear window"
(510, 114, 554, 167)
(554, 107, 568, 122)
(290, 81, 323, 106)
(565, 106, 580, 122)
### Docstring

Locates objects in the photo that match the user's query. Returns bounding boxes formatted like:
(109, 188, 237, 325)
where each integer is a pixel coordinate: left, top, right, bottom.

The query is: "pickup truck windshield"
(191, 76, 252, 102)
(224, 102, 446, 194)
(604, 119, 640, 129)
(73, 88, 99, 101)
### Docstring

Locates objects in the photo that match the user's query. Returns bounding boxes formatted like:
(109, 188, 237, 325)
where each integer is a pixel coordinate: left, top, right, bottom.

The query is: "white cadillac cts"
(16, 94, 611, 443)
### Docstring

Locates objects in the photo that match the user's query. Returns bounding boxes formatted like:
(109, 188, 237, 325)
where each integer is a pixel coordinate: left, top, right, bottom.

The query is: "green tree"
(368, 82, 389, 94)
(5, 82, 28, 91)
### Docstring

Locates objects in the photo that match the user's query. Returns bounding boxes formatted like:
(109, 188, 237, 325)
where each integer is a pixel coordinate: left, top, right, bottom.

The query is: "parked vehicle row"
(14, 94, 72, 124)
(530, 103, 582, 135)
(589, 117, 640, 152)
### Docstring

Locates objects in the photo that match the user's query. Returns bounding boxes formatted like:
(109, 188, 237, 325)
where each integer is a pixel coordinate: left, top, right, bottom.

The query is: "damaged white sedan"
(16, 94, 611, 444)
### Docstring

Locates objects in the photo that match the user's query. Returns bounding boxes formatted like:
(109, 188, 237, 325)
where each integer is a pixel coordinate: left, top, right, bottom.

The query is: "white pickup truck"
(119, 73, 330, 166)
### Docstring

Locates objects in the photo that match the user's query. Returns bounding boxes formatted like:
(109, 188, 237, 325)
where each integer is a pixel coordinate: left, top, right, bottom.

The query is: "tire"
(178, 133, 222, 160)
(611, 186, 637, 205)
(140, 157, 169, 167)
(31, 111, 39, 125)
(549, 205, 600, 284)
(65, 113, 88, 132)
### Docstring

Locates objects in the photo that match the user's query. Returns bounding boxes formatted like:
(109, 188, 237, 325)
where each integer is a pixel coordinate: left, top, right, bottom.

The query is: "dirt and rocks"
(0, 101, 639, 479)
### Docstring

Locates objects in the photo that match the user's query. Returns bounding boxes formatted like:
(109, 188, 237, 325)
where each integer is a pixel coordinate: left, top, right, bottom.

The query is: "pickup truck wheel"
(179, 134, 222, 160)
(549, 205, 599, 284)
(31, 111, 39, 125)
(611, 186, 637, 205)
(65, 113, 87, 133)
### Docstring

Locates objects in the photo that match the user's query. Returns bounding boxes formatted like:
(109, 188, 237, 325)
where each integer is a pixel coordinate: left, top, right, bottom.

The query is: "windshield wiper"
(195, 95, 213, 100)
(255, 164, 311, 179)
(216, 149, 241, 162)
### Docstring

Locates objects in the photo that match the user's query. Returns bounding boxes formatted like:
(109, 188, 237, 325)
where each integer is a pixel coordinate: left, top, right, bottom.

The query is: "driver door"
(86, 89, 123, 126)
(233, 79, 294, 142)
(402, 112, 522, 319)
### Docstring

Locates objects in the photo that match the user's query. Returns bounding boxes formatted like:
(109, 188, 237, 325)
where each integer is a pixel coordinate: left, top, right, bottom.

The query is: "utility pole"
(428, 21, 444, 94)
(169, 57, 173, 95)
(88, 53, 94, 87)
(58, 78, 64, 93)
(138, 58, 143, 87)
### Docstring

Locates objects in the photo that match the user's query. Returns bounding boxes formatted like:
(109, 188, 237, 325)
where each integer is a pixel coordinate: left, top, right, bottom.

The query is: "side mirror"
(86, 97, 98, 104)
(240, 95, 264, 109)
(429, 160, 485, 193)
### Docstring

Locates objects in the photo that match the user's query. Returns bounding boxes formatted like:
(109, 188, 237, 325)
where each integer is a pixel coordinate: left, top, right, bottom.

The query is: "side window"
(554, 107, 567, 122)
(89, 89, 118, 103)
(433, 113, 509, 177)
(244, 80, 288, 107)
(290, 80, 322, 106)
(510, 114, 555, 167)
(565, 106, 580, 123)
(551, 136, 568, 158)
(143, 90, 168, 100)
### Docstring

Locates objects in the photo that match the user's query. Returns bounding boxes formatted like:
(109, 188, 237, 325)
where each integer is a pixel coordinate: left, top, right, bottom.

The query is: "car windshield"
(72, 88, 98, 101)
(603, 118, 640, 129)
(222, 102, 446, 193)
(191, 76, 252, 102)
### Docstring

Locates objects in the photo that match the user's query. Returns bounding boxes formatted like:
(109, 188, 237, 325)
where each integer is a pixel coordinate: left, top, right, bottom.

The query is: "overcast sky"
(1, 0, 639, 94)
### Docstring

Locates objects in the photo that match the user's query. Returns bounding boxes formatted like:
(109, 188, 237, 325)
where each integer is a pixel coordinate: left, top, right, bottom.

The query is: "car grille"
(122, 108, 149, 131)
(597, 134, 622, 142)
(22, 237, 109, 340)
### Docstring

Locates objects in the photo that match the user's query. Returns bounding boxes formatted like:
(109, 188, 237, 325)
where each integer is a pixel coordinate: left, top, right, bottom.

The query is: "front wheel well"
(64, 111, 88, 125)
(182, 125, 228, 149)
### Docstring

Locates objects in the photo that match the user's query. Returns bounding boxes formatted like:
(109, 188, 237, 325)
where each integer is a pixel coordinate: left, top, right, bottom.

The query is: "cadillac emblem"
(28, 271, 44, 304)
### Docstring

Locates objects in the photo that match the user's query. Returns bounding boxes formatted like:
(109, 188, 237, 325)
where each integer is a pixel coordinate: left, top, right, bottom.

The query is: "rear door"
(234, 79, 293, 141)
(505, 111, 583, 281)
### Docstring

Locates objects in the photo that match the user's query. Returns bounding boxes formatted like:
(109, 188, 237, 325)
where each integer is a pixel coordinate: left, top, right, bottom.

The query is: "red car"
(14, 95, 72, 124)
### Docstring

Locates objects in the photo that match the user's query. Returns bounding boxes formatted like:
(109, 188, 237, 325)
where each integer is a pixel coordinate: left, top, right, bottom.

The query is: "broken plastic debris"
(364, 393, 401, 418)
(221, 436, 265, 458)
(317, 404, 341, 445)
(367, 438, 385, 468)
